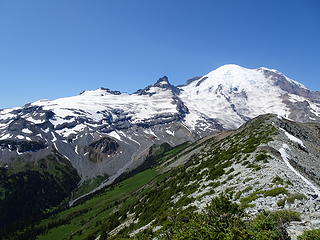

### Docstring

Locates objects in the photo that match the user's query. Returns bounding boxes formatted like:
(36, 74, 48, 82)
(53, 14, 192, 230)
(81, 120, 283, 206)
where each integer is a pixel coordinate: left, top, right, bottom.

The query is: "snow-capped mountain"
(180, 64, 320, 133)
(0, 64, 319, 185)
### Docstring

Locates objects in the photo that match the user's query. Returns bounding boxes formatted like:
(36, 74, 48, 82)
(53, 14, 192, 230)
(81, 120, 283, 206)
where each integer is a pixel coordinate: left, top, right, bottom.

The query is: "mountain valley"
(0, 64, 320, 239)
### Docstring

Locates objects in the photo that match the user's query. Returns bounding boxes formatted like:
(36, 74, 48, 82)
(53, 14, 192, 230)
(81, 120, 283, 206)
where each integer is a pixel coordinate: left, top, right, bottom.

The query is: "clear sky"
(0, 0, 319, 108)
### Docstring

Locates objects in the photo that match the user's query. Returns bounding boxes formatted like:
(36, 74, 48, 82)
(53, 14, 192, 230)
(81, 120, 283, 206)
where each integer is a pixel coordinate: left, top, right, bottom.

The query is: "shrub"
(240, 190, 264, 207)
(272, 176, 284, 185)
(286, 193, 306, 204)
(150, 195, 300, 240)
(298, 229, 320, 240)
(264, 187, 288, 197)
(255, 152, 269, 163)
(277, 199, 286, 207)
(249, 210, 300, 240)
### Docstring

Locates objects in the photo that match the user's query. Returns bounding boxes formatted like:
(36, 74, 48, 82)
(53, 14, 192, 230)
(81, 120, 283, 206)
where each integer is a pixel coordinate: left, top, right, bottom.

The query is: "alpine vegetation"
(0, 65, 320, 240)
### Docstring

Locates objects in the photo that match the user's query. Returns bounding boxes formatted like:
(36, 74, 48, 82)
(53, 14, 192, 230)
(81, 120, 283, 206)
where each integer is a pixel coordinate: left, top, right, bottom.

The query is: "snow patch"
(22, 128, 33, 134)
(280, 128, 305, 148)
(144, 128, 157, 138)
(75, 145, 80, 154)
(166, 129, 174, 136)
(107, 131, 122, 141)
(279, 144, 320, 196)
(51, 132, 57, 142)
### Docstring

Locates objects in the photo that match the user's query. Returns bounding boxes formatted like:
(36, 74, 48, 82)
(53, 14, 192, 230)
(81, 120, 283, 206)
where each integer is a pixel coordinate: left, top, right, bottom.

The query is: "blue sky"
(0, 0, 319, 108)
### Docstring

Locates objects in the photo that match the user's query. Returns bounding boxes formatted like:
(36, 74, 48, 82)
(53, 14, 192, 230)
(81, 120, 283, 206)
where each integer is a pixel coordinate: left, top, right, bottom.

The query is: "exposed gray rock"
(0, 65, 319, 206)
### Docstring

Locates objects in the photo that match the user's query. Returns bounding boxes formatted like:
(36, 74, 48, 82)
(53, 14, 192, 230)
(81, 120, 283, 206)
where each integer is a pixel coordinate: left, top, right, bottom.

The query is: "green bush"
(240, 190, 264, 206)
(148, 195, 300, 240)
(255, 152, 269, 162)
(248, 210, 300, 240)
(264, 187, 288, 197)
(277, 198, 286, 207)
(286, 193, 306, 204)
(272, 176, 284, 185)
(298, 229, 320, 240)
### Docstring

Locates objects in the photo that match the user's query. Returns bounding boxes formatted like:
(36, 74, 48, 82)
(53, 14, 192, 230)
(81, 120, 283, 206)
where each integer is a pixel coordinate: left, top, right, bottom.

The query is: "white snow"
(107, 131, 122, 141)
(30, 86, 178, 127)
(51, 132, 57, 142)
(43, 128, 50, 133)
(144, 128, 157, 138)
(0, 64, 315, 139)
(61, 153, 71, 162)
(118, 131, 141, 146)
(22, 128, 33, 134)
(166, 129, 174, 136)
(16, 135, 25, 140)
(287, 94, 320, 117)
(179, 64, 292, 129)
(17, 150, 23, 155)
(279, 144, 320, 196)
(25, 117, 44, 124)
(55, 124, 87, 137)
(75, 145, 80, 154)
(53, 142, 58, 150)
(280, 128, 305, 147)
(0, 133, 11, 140)
(259, 67, 308, 89)
(36, 133, 43, 138)
(0, 121, 13, 130)
(0, 109, 18, 121)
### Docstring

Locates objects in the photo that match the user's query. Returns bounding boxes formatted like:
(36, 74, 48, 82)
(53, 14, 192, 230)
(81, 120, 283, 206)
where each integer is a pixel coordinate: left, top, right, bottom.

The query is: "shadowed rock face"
(89, 137, 119, 155)
(87, 137, 121, 163)
(0, 140, 47, 152)
(260, 68, 320, 102)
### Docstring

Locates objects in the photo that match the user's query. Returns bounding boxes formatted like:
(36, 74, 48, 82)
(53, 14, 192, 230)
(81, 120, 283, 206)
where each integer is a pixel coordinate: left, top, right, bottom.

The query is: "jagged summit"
(155, 75, 170, 85)
(78, 76, 172, 98)
(134, 76, 181, 96)
(80, 87, 122, 96)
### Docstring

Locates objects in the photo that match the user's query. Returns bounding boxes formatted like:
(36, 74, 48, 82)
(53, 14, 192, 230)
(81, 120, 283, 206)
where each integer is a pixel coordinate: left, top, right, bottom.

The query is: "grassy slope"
(36, 169, 157, 240)
(72, 175, 108, 200)
(7, 141, 192, 240)
(10, 114, 276, 239)
(14, 114, 319, 240)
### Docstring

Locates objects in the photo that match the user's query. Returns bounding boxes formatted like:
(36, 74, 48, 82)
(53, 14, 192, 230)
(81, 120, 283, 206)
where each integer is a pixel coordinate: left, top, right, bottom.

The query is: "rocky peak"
(99, 88, 122, 95)
(134, 76, 180, 95)
(154, 76, 169, 86)
(80, 88, 122, 96)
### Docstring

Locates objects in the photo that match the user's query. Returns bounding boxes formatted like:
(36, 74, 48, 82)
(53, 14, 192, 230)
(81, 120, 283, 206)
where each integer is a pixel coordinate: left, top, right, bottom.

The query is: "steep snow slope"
(179, 64, 320, 133)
